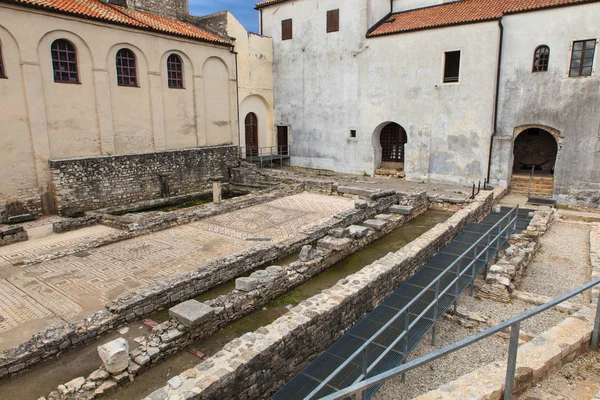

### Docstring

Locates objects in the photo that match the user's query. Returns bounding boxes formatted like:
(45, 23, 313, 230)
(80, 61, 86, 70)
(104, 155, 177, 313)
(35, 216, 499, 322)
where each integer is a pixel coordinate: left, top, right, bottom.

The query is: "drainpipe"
(232, 49, 241, 157)
(486, 17, 504, 185)
(260, 9, 263, 35)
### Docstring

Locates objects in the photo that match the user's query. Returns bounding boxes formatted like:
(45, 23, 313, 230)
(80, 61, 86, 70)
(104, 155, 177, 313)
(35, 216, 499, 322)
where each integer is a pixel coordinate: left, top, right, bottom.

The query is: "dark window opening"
(51, 39, 79, 83)
(116, 48, 138, 87)
(167, 54, 184, 89)
(570, 39, 596, 77)
(532, 45, 550, 72)
(443, 50, 460, 83)
(350, 130, 356, 138)
(282, 19, 293, 41)
(327, 9, 339, 33)
(0, 44, 5, 78)
(380, 123, 407, 162)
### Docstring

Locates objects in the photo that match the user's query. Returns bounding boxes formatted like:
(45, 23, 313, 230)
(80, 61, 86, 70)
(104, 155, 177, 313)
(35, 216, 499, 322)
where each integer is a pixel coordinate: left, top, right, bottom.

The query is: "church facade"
(257, 0, 600, 206)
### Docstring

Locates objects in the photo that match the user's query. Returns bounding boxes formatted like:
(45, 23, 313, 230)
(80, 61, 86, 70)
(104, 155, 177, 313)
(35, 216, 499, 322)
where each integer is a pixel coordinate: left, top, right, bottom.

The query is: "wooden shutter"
(282, 19, 292, 41)
(327, 9, 339, 33)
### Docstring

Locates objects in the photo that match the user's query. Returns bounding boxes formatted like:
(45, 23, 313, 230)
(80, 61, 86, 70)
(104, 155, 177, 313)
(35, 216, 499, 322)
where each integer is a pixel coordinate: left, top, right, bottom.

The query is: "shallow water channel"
(0, 210, 448, 400)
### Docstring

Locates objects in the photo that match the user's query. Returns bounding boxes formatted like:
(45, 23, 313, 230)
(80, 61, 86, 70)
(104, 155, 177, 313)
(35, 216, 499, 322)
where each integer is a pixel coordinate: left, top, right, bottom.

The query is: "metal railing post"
(527, 165, 534, 198)
(592, 296, 600, 350)
(504, 322, 521, 400)
(362, 349, 367, 376)
(432, 281, 440, 345)
(470, 246, 477, 296)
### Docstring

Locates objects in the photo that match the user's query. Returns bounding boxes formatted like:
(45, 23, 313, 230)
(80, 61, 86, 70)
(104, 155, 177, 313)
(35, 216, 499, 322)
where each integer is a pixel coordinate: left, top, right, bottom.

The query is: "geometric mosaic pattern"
(0, 193, 353, 342)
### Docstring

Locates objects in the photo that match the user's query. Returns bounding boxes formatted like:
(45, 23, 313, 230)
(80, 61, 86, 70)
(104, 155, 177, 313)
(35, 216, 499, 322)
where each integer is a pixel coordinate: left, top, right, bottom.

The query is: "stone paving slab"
(0, 193, 352, 349)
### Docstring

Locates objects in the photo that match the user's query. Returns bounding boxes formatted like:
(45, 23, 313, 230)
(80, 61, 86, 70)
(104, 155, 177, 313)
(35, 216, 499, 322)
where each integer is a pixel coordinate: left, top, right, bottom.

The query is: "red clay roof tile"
(369, 0, 592, 36)
(5, 0, 232, 45)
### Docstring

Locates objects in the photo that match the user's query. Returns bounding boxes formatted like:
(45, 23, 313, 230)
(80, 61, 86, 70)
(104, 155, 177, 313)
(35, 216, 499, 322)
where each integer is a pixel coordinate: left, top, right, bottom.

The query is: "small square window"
(350, 130, 356, 138)
(443, 51, 461, 83)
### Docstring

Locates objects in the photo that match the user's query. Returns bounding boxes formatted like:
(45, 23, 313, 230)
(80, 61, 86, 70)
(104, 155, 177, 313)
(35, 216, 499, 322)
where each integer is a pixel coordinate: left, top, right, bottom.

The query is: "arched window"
(167, 54, 184, 88)
(51, 39, 79, 83)
(0, 43, 6, 78)
(532, 45, 550, 72)
(116, 48, 137, 87)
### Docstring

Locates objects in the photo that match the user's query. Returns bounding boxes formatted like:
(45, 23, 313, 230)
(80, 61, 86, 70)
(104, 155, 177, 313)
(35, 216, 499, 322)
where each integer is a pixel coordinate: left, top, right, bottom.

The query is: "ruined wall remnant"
(49, 146, 239, 213)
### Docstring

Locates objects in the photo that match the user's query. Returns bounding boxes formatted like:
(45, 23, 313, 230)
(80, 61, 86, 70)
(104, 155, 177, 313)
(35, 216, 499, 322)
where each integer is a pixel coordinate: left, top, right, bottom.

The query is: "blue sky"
(189, 0, 259, 33)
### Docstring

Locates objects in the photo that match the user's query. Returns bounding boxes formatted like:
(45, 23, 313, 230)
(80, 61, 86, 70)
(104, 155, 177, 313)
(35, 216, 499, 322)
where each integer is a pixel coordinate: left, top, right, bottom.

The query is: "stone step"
(389, 205, 413, 215)
(362, 219, 388, 231)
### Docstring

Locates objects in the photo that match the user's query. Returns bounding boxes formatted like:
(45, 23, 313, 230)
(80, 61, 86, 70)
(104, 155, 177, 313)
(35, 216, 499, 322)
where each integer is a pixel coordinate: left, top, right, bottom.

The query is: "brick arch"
(514, 124, 563, 150)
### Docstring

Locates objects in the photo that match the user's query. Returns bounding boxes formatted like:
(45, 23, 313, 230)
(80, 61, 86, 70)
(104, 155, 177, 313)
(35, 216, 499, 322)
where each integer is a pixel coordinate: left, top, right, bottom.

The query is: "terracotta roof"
(369, 0, 593, 37)
(255, 0, 290, 9)
(4, 0, 232, 45)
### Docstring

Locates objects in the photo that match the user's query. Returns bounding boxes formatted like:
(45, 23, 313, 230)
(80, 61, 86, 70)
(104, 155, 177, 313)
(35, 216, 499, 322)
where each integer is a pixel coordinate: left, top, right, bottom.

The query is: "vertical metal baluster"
(592, 295, 600, 350)
(432, 280, 440, 345)
(362, 348, 367, 378)
(470, 245, 477, 296)
(484, 232, 491, 280)
(504, 322, 521, 400)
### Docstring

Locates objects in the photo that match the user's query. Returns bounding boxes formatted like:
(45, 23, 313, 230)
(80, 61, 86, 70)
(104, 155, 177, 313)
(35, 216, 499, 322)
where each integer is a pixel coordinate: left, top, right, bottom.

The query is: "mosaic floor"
(0, 193, 352, 349)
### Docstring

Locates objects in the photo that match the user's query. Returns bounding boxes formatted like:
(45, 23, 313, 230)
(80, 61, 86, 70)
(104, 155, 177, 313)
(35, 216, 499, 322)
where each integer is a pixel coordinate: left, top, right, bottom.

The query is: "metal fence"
(239, 145, 291, 168)
(316, 277, 600, 400)
(302, 206, 520, 400)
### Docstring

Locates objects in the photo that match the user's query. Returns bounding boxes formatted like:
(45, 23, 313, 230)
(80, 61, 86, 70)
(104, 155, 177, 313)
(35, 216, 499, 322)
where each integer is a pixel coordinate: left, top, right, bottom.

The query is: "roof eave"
(367, 17, 500, 38)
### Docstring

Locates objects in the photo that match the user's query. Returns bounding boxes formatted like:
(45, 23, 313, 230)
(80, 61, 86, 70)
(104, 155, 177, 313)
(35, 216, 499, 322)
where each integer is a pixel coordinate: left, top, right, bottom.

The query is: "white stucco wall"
(490, 3, 600, 205)
(392, 0, 449, 13)
(0, 3, 237, 210)
(262, 0, 499, 184)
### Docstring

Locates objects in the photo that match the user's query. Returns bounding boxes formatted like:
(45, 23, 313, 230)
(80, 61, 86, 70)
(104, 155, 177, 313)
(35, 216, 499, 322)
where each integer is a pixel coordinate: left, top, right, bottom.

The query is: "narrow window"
(167, 54, 184, 89)
(282, 19, 293, 41)
(443, 51, 460, 83)
(0, 44, 5, 78)
(327, 9, 339, 33)
(532, 45, 550, 72)
(350, 130, 356, 138)
(51, 39, 79, 83)
(116, 48, 137, 87)
(570, 39, 596, 77)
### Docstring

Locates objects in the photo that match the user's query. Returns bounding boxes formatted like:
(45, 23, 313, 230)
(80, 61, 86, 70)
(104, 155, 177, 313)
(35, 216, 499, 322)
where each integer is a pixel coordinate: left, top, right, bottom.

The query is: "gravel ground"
(520, 221, 591, 304)
(374, 317, 507, 400)
(517, 350, 600, 400)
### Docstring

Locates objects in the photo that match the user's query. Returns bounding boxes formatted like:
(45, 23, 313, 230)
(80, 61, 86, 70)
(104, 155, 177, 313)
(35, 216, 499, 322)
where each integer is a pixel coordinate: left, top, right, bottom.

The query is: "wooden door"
(277, 126, 289, 155)
(245, 113, 258, 157)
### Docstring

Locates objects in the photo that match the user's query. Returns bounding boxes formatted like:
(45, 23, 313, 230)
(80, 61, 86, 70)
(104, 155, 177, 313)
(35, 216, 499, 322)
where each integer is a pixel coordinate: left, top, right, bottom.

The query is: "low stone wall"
(44, 197, 432, 399)
(0, 190, 418, 379)
(52, 216, 101, 234)
(479, 208, 555, 302)
(0, 226, 28, 246)
(49, 145, 239, 213)
(143, 191, 495, 400)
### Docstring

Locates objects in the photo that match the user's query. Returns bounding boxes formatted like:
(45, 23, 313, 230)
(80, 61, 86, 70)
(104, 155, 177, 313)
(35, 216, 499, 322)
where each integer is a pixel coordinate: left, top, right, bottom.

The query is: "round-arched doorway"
(377, 122, 407, 171)
(510, 127, 558, 198)
(244, 112, 258, 157)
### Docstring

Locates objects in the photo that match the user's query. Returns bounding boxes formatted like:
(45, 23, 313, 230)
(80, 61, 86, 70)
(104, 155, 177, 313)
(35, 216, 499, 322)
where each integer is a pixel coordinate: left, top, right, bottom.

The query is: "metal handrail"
(318, 276, 600, 400)
(303, 206, 520, 400)
(239, 145, 291, 168)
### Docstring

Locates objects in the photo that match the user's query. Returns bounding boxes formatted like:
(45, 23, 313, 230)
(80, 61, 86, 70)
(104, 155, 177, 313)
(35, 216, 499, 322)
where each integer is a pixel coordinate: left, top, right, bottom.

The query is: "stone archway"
(509, 125, 561, 198)
(372, 122, 407, 173)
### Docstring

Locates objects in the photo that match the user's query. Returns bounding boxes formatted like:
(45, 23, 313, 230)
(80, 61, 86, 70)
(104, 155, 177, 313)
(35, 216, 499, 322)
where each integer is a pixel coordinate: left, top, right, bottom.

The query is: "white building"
(256, 0, 600, 206)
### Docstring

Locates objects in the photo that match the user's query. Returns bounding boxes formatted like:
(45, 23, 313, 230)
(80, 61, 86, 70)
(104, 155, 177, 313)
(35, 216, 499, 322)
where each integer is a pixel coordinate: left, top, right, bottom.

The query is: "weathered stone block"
(354, 199, 368, 209)
(317, 236, 352, 251)
(374, 214, 393, 221)
(347, 225, 369, 239)
(362, 219, 388, 231)
(236, 277, 259, 292)
(389, 205, 413, 215)
(299, 245, 318, 262)
(97, 338, 130, 374)
(168, 300, 214, 328)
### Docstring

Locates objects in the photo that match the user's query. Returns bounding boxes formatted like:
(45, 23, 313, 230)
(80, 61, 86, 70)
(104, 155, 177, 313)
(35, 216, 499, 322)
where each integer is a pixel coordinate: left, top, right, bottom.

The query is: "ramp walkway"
(272, 206, 533, 400)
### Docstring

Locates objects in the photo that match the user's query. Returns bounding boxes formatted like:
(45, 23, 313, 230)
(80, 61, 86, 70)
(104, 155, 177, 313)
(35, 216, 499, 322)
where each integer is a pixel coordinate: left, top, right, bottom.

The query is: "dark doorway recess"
(277, 126, 289, 155)
(513, 128, 557, 173)
(245, 112, 258, 157)
(380, 123, 407, 162)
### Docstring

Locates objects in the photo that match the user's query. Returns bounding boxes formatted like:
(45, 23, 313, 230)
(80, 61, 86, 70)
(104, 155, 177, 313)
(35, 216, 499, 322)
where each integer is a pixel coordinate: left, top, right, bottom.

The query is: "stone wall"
(0, 190, 414, 378)
(49, 146, 239, 213)
(125, 0, 188, 19)
(0, 226, 28, 247)
(145, 191, 495, 400)
(44, 195, 432, 399)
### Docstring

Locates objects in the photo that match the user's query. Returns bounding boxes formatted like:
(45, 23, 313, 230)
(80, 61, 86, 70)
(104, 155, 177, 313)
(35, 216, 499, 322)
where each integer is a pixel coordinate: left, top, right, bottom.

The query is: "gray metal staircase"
(271, 206, 533, 400)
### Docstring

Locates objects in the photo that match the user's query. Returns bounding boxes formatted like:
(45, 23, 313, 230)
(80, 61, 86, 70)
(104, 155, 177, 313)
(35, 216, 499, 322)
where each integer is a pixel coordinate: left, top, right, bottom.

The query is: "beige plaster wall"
(227, 13, 275, 154)
(0, 4, 237, 211)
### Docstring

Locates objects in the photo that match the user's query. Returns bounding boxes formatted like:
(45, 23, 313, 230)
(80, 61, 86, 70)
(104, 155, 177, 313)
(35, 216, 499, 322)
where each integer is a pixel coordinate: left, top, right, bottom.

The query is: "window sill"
(168, 86, 186, 90)
(53, 81, 81, 85)
(118, 84, 140, 88)
(347, 137, 358, 142)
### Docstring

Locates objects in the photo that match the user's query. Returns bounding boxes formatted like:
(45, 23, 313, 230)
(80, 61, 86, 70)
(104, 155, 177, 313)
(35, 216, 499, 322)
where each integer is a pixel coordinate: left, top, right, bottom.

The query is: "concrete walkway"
(0, 192, 353, 350)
